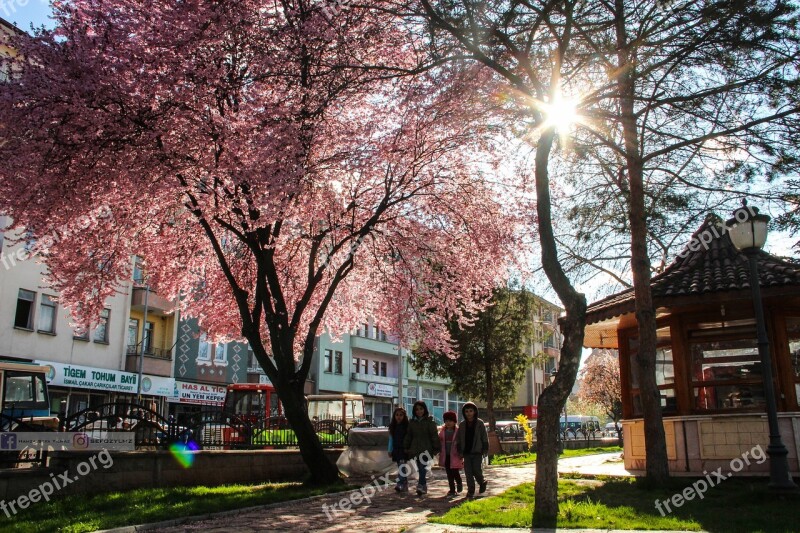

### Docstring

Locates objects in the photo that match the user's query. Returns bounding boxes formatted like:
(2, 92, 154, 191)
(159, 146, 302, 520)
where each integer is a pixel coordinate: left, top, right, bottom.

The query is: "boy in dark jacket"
(403, 401, 439, 495)
(455, 401, 488, 498)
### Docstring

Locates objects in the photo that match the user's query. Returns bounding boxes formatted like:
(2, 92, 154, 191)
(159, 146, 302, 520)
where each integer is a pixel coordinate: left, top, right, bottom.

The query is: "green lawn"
(490, 445, 622, 466)
(0, 482, 345, 533)
(430, 478, 800, 532)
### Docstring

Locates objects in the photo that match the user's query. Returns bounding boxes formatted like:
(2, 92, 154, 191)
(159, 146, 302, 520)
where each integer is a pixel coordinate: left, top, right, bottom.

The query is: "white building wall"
(0, 228, 129, 369)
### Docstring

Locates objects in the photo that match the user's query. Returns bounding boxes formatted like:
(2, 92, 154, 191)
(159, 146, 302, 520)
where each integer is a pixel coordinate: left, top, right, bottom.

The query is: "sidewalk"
(117, 453, 680, 533)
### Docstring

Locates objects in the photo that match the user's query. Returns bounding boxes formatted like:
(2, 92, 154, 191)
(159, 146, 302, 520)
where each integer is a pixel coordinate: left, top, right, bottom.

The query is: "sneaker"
(416, 485, 427, 496)
(445, 490, 456, 498)
(456, 485, 463, 493)
(479, 480, 487, 494)
(395, 483, 403, 492)
(466, 492, 475, 500)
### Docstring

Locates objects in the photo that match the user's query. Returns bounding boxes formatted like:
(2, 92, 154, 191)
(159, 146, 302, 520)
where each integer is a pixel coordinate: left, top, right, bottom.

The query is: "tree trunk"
(247, 329, 342, 486)
(531, 127, 587, 526)
(273, 375, 341, 485)
(485, 356, 496, 433)
(614, 0, 669, 486)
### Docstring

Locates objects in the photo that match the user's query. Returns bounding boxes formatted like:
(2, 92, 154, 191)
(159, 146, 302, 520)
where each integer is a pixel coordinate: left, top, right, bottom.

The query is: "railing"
(62, 403, 364, 450)
(126, 344, 172, 359)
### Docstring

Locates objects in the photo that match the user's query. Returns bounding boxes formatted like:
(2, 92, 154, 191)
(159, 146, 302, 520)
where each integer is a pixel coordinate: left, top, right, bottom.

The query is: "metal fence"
(61, 403, 353, 450)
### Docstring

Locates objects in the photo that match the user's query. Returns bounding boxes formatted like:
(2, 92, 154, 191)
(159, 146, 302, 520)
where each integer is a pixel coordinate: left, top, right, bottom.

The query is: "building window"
(324, 349, 333, 373)
(215, 343, 228, 365)
(143, 321, 154, 353)
(372, 360, 379, 375)
(133, 257, 145, 284)
(361, 358, 368, 374)
(334, 351, 343, 374)
(94, 309, 110, 343)
(627, 326, 676, 415)
(15, 289, 36, 330)
(544, 332, 556, 349)
(543, 309, 554, 323)
(197, 332, 211, 361)
(38, 295, 57, 334)
(352, 357, 360, 375)
(380, 361, 387, 377)
(127, 319, 139, 353)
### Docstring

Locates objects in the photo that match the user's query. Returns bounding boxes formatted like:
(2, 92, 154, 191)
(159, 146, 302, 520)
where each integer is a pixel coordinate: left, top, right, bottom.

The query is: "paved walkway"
(147, 453, 642, 533)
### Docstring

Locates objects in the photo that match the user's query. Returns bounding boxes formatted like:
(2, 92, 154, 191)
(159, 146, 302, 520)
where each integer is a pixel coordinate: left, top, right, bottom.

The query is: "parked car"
(604, 422, 620, 436)
(493, 421, 526, 441)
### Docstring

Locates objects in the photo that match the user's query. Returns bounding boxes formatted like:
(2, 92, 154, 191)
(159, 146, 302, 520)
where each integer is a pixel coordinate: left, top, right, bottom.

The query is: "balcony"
(350, 335, 399, 356)
(130, 287, 174, 316)
(125, 349, 172, 376)
(350, 372, 397, 385)
(126, 344, 171, 359)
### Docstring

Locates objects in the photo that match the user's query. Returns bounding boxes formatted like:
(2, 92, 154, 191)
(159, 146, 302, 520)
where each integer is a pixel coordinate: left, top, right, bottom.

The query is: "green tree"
(412, 285, 537, 432)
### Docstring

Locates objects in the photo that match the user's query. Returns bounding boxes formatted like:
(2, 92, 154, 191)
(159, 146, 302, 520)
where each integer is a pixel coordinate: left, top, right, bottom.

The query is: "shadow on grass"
(0, 481, 345, 533)
(579, 477, 800, 533)
(430, 476, 800, 532)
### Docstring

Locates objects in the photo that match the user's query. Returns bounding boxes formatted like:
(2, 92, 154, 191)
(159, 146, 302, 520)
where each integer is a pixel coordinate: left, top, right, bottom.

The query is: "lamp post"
(550, 369, 564, 454)
(727, 201, 797, 490)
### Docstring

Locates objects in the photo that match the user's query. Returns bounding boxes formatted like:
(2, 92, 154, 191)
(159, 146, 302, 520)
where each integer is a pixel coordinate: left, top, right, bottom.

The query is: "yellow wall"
(128, 310, 175, 354)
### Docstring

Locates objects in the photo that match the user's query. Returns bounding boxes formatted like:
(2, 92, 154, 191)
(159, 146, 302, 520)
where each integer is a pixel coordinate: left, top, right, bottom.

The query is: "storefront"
(166, 380, 226, 421)
(36, 359, 175, 417)
(365, 382, 394, 426)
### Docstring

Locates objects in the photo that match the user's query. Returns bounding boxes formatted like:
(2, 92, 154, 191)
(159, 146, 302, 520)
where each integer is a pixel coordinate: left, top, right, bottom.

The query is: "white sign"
(0, 432, 135, 451)
(167, 381, 227, 406)
(258, 374, 272, 385)
(367, 382, 395, 398)
(35, 360, 175, 397)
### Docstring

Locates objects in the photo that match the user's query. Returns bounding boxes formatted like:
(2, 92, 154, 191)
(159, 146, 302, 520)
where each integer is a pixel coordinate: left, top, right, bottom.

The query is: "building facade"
(477, 294, 564, 421)
(310, 320, 466, 426)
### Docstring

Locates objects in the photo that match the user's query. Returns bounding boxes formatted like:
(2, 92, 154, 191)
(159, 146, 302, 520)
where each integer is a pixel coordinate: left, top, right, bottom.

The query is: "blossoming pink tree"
(0, 1, 531, 482)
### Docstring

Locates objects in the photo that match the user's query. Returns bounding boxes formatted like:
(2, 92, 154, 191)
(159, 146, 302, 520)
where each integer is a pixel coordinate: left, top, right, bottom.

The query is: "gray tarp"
(337, 427, 405, 478)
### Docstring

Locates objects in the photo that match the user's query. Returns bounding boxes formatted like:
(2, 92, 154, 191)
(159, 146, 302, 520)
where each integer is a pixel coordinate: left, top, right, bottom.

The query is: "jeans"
(396, 461, 407, 486)
(463, 453, 485, 494)
(416, 455, 430, 487)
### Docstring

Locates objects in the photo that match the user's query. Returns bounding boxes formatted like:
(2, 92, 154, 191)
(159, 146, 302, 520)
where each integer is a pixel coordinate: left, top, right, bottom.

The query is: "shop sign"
(35, 360, 175, 397)
(367, 382, 394, 398)
(167, 381, 227, 406)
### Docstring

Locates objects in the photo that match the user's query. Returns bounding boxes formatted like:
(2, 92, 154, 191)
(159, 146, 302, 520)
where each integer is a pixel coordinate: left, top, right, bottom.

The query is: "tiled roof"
(585, 216, 800, 325)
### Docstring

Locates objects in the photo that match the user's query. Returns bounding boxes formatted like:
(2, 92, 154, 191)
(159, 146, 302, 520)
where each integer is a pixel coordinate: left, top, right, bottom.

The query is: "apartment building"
(479, 294, 564, 421)
(310, 320, 467, 426)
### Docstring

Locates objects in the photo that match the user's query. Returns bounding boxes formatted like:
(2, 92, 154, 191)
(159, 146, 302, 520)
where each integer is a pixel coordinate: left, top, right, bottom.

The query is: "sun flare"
(543, 94, 580, 132)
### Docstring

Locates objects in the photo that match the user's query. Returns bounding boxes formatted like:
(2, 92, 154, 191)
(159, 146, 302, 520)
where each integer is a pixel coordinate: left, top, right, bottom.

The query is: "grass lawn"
(0, 481, 345, 533)
(490, 445, 623, 466)
(430, 477, 800, 532)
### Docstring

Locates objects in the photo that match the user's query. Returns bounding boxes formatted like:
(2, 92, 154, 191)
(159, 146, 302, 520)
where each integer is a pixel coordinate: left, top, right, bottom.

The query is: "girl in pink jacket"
(438, 411, 463, 497)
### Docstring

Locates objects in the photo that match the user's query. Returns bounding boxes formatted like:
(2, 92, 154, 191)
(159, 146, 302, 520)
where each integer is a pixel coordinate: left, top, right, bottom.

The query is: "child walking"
(388, 407, 410, 492)
(403, 400, 439, 496)
(455, 401, 488, 499)
(438, 410, 463, 497)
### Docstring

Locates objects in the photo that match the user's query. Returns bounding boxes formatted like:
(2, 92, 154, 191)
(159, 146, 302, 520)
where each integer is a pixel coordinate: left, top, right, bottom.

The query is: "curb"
(95, 485, 359, 532)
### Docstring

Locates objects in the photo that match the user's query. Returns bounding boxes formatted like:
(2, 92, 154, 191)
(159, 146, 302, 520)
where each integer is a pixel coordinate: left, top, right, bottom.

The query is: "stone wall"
(622, 413, 800, 475)
(0, 449, 343, 502)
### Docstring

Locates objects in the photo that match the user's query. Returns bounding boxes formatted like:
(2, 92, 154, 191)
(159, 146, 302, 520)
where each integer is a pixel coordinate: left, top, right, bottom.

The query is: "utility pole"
(136, 286, 149, 402)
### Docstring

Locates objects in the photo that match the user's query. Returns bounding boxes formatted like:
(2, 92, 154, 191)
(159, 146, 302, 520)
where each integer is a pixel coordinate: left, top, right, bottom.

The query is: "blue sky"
(0, 0, 55, 30)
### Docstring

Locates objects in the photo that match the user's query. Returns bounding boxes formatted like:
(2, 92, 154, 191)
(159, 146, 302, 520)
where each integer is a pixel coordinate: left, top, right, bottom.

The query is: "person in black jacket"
(388, 407, 410, 491)
(455, 401, 488, 498)
(403, 401, 439, 495)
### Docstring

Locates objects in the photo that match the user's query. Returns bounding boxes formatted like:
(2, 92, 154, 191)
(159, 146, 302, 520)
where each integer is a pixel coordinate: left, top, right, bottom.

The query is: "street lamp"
(550, 369, 565, 454)
(727, 201, 797, 490)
